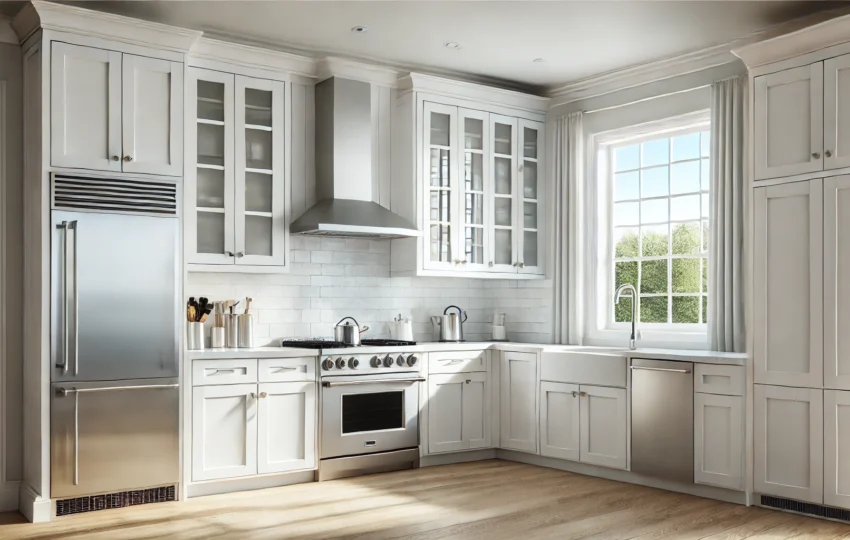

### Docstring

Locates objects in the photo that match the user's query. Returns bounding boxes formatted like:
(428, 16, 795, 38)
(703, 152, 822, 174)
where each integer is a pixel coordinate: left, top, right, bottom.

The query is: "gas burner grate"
(361, 339, 417, 346)
(281, 339, 347, 349)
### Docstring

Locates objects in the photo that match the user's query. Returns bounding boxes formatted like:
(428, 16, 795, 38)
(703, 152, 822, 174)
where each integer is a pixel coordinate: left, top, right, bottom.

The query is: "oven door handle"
(322, 377, 425, 387)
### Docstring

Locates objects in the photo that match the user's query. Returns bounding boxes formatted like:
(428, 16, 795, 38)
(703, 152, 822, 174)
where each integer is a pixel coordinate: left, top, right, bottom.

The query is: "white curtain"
(709, 76, 746, 352)
(553, 111, 583, 344)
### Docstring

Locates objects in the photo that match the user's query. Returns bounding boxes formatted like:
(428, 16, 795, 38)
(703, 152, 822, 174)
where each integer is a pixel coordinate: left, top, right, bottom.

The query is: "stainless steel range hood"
(291, 77, 418, 239)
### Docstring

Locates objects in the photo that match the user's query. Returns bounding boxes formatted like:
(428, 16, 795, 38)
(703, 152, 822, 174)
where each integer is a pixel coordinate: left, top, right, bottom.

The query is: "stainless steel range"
(281, 339, 423, 481)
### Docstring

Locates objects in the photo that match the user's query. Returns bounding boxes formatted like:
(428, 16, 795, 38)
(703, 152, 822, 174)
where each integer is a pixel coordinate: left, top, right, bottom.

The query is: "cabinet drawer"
(258, 357, 316, 382)
(695, 364, 745, 396)
(193, 359, 257, 386)
(429, 351, 487, 374)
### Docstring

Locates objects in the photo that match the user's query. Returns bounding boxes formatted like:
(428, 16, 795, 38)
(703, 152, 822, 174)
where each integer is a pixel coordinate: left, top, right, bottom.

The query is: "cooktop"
(280, 339, 417, 350)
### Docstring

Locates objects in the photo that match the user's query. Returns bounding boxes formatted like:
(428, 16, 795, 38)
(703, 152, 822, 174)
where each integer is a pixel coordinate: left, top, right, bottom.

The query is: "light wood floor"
(0, 460, 847, 539)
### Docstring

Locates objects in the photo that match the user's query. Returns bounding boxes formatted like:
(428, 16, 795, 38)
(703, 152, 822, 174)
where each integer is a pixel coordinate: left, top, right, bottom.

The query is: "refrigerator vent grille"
(52, 175, 178, 215)
(761, 495, 850, 522)
(55, 485, 176, 517)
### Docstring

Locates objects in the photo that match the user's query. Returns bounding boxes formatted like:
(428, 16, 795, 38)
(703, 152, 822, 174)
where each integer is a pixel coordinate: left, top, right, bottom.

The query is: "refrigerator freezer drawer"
(51, 379, 179, 499)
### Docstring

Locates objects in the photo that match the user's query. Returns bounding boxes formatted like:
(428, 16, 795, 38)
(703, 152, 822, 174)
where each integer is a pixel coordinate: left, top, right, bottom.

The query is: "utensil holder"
(187, 322, 205, 351)
(238, 314, 254, 348)
(211, 327, 225, 348)
(224, 314, 238, 349)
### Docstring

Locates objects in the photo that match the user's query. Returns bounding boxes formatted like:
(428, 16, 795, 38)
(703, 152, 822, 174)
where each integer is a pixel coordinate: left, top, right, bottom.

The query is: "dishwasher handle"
(630, 365, 691, 374)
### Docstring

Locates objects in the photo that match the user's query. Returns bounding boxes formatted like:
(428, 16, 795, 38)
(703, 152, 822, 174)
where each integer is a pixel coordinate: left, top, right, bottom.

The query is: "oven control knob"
(348, 357, 359, 369)
(396, 355, 405, 366)
(321, 358, 335, 370)
(382, 355, 394, 368)
(370, 355, 382, 368)
(335, 357, 346, 369)
(407, 355, 418, 366)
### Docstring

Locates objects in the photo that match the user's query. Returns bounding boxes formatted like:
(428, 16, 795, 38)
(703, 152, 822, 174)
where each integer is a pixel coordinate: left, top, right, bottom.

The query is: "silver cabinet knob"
(110, 155, 120, 162)
(489, 261, 494, 267)
(226, 251, 235, 257)
(813, 152, 821, 159)
(249, 392, 257, 399)
(465, 379, 471, 384)
(259, 392, 268, 399)
(826, 150, 833, 158)
(123, 155, 133, 162)
(572, 391, 578, 397)
(236, 252, 244, 258)
(579, 391, 588, 397)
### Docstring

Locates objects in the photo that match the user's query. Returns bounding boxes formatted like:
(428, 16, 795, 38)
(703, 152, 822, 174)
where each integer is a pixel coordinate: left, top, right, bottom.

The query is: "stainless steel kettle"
(334, 317, 369, 346)
(435, 305, 467, 342)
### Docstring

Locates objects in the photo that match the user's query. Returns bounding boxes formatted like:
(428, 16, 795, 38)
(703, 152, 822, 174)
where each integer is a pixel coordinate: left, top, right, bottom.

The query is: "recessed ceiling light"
(444, 41, 461, 50)
(533, 58, 545, 63)
(351, 26, 369, 33)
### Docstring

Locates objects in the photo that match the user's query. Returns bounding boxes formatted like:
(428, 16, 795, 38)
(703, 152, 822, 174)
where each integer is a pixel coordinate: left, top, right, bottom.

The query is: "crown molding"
(190, 37, 317, 80)
(0, 16, 15, 45)
(12, 1, 202, 52)
(400, 72, 549, 113)
(315, 57, 400, 87)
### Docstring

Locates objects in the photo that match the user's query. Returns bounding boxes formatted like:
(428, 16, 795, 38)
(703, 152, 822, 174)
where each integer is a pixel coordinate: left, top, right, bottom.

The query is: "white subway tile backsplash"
(188, 241, 554, 345)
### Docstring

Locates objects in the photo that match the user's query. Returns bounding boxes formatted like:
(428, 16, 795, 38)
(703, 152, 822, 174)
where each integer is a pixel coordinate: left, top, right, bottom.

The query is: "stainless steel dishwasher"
(630, 358, 694, 483)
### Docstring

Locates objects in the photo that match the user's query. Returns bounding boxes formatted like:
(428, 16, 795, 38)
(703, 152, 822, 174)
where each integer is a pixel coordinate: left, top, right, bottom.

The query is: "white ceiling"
(55, 1, 845, 92)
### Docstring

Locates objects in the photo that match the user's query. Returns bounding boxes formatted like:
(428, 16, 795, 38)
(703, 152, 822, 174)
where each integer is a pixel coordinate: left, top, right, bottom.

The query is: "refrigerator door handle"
(56, 221, 69, 373)
(69, 220, 79, 376)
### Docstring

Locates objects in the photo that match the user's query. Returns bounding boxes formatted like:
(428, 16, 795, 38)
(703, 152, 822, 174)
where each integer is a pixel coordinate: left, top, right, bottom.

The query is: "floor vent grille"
(761, 495, 850, 522)
(55, 485, 176, 517)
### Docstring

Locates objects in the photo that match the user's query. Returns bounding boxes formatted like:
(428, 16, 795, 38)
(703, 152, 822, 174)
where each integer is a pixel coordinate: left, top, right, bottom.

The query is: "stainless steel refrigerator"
(50, 174, 180, 499)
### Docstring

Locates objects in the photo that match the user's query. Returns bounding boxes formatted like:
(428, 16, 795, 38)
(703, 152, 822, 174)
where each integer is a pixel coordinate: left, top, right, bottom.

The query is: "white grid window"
(610, 127, 710, 326)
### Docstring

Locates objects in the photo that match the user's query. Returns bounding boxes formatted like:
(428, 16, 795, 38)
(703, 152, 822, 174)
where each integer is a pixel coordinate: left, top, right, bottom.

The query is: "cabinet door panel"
(518, 119, 545, 275)
(754, 384, 823, 503)
(192, 384, 257, 481)
(825, 390, 850, 509)
(694, 393, 743, 490)
(754, 180, 823, 388)
(489, 114, 519, 274)
(464, 371, 490, 449)
(423, 102, 459, 271)
(825, 54, 850, 170)
(579, 385, 627, 469)
(257, 381, 316, 474)
(51, 42, 121, 171)
(539, 381, 580, 461)
(428, 373, 466, 453)
(458, 108, 489, 271)
(500, 351, 537, 453)
(825, 176, 850, 390)
(754, 64, 823, 180)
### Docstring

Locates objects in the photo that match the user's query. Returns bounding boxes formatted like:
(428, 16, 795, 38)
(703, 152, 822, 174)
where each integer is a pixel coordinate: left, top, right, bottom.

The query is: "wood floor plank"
(0, 461, 846, 540)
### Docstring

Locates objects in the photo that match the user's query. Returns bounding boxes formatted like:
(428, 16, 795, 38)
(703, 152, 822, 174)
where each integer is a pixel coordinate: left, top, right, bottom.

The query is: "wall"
(187, 236, 554, 344)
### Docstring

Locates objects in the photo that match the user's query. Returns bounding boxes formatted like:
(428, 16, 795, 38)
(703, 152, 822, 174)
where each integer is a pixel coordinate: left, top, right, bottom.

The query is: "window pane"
(641, 166, 668, 198)
(614, 202, 639, 226)
(701, 219, 710, 252)
(672, 222, 701, 255)
(702, 257, 708, 293)
(701, 158, 710, 191)
(642, 138, 669, 167)
(672, 296, 699, 324)
(641, 225, 668, 257)
(614, 227, 639, 258)
(702, 295, 708, 323)
(430, 113, 450, 146)
(701, 194, 709, 219)
(640, 260, 667, 294)
(615, 145, 639, 171)
(672, 258, 700, 293)
(465, 118, 483, 150)
(671, 161, 700, 195)
(523, 127, 538, 158)
(615, 171, 639, 201)
(615, 262, 637, 323)
(672, 132, 700, 161)
(700, 131, 710, 157)
(494, 123, 512, 155)
(615, 295, 633, 323)
(641, 199, 668, 224)
(671, 195, 700, 221)
(640, 296, 668, 323)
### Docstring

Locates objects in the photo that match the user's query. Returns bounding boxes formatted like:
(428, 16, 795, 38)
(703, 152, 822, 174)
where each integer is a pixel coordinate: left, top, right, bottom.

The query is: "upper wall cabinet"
(185, 67, 288, 271)
(391, 75, 548, 279)
(51, 42, 183, 176)
(754, 52, 850, 181)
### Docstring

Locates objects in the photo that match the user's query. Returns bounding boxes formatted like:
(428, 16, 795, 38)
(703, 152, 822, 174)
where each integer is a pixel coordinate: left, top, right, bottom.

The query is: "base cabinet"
(428, 372, 490, 453)
(257, 382, 316, 474)
(539, 382, 580, 461)
(578, 385, 627, 469)
(825, 390, 850, 509)
(500, 352, 538, 453)
(754, 384, 823, 503)
(694, 393, 744, 490)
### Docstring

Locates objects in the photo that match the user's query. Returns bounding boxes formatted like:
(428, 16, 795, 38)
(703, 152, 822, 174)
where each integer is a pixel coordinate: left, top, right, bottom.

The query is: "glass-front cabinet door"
(234, 76, 286, 266)
(458, 109, 490, 271)
(518, 119, 545, 274)
(489, 114, 518, 273)
(187, 68, 235, 265)
(424, 102, 458, 271)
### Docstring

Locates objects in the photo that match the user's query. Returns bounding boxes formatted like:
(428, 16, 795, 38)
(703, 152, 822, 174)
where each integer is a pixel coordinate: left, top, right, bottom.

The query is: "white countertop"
(187, 342, 748, 365)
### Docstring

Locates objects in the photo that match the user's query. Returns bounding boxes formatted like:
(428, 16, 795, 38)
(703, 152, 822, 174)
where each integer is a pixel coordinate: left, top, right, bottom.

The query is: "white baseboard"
(0, 480, 20, 512)
(186, 470, 315, 498)
(496, 450, 750, 506)
(19, 483, 51, 523)
(421, 449, 497, 467)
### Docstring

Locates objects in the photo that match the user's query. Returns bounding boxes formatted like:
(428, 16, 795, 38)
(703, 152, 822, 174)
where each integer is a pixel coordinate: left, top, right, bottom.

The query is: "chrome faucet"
(614, 283, 639, 350)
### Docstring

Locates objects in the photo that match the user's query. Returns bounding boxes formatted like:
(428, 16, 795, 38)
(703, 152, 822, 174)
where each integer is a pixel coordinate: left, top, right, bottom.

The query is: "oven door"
(321, 374, 422, 459)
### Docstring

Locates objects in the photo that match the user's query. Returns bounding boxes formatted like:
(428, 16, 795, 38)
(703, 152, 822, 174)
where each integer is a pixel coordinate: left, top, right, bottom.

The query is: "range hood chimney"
(291, 77, 418, 239)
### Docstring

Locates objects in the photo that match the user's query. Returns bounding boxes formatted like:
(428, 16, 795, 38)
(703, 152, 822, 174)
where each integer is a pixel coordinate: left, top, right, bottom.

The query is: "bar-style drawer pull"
(322, 377, 425, 387)
(212, 369, 236, 375)
(630, 366, 691, 374)
(272, 366, 300, 373)
(56, 384, 179, 396)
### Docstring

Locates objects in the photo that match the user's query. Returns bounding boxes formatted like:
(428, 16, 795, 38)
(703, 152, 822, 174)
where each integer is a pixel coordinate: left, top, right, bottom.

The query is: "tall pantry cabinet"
(739, 16, 850, 510)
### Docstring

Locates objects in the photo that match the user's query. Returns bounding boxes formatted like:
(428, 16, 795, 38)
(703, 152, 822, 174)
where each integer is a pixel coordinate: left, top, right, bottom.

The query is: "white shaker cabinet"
(51, 42, 183, 175)
(694, 393, 744, 490)
(517, 119, 544, 275)
(192, 384, 258, 481)
(539, 381, 580, 461)
(578, 385, 627, 470)
(825, 175, 850, 390)
(257, 381, 316, 474)
(825, 390, 850, 509)
(428, 372, 490, 453)
(753, 179, 823, 388)
(754, 64, 823, 180)
(500, 351, 537, 453)
(824, 54, 850, 170)
(754, 384, 823, 503)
